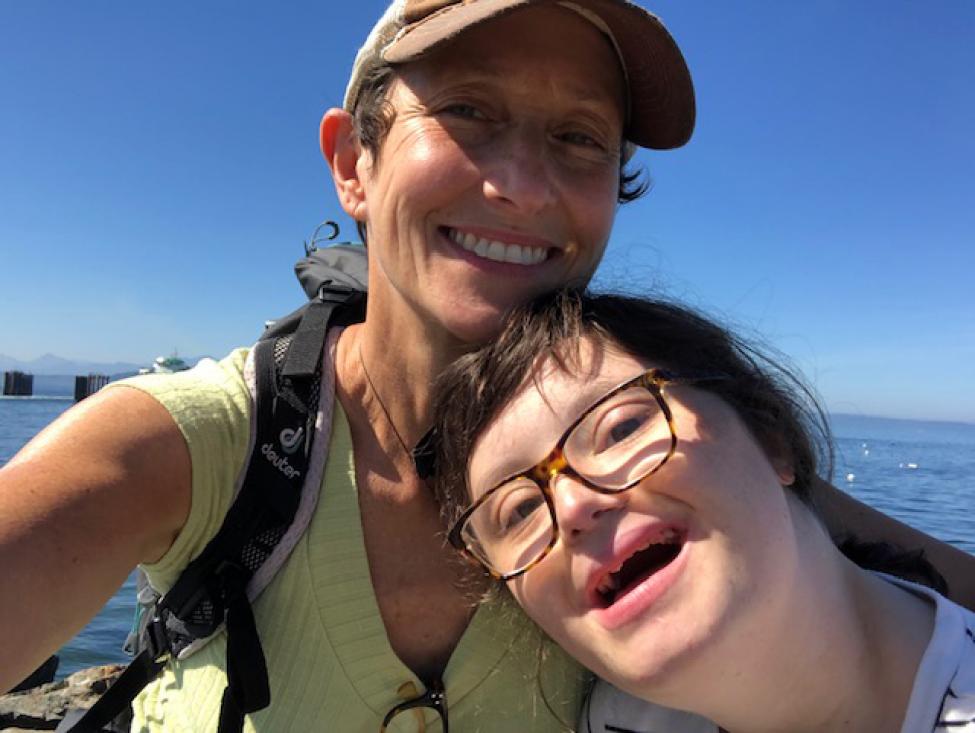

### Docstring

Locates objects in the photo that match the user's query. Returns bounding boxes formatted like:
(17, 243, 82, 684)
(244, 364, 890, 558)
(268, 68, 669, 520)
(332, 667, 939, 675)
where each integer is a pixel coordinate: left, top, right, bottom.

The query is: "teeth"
(448, 228, 549, 266)
(595, 528, 683, 601)
(487, 240, 506, 261)
(596, 574, 620, 596)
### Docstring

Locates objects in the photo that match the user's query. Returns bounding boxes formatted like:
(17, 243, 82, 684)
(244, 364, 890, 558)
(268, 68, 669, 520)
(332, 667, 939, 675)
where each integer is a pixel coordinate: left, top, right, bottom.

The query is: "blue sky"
(1, 2, 972, 422)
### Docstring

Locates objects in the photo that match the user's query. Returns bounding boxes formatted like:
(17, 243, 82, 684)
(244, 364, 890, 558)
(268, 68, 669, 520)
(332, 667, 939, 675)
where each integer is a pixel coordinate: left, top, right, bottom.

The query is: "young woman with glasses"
(432, 289, 975, 733)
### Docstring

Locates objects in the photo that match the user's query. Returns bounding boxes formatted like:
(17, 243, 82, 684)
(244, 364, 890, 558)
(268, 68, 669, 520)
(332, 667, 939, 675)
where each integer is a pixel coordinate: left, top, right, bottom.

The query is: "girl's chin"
(580, 607, 723, 700)
(594, 646, 703, 706)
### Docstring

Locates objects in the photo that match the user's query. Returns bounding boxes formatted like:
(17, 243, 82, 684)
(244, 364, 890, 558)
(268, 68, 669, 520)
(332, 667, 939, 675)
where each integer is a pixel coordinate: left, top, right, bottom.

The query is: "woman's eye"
(443, 103, 487, 120)
(561, 131, 599, 147)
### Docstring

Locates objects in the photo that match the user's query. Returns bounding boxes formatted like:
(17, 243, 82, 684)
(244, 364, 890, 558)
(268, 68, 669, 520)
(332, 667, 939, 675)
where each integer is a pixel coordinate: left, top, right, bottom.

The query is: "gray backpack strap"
(240, 326, 341, 605)
(129, 326, 343, 662)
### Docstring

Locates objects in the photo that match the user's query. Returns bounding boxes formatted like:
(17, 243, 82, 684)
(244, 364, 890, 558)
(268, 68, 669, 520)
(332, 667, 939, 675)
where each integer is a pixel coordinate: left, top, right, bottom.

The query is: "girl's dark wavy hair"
(431, 289, 950, 594)
(350, 65, 649, 244)
(431, 288, 834, 531)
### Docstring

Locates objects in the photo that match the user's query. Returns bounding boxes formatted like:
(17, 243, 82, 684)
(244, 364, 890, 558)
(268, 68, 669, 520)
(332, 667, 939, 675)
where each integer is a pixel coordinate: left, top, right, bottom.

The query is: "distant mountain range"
(0, 353, 204, 377)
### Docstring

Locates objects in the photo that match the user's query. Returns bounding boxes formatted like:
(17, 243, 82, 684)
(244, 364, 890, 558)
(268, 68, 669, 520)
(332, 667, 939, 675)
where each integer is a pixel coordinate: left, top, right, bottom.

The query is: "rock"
(10, 657, 59, 694)
(0, 665, 127, 731)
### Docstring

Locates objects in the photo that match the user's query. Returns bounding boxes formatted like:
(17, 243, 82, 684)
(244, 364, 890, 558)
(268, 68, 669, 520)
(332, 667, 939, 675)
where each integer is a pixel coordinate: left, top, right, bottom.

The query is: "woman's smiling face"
(351, 4, 626, 345)
(466, 338, 804, 703)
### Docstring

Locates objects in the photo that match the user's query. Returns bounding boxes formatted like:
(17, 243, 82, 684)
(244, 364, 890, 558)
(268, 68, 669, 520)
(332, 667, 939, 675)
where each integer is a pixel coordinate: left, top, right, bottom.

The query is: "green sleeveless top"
(116, 349, 586, 732)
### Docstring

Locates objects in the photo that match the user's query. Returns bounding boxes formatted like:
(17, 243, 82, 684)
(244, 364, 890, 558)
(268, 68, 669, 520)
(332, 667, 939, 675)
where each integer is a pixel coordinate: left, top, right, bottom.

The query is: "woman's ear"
(320, 108, 367, 222)
(758, 431, 796, 487)
(772, 457, 796, 487)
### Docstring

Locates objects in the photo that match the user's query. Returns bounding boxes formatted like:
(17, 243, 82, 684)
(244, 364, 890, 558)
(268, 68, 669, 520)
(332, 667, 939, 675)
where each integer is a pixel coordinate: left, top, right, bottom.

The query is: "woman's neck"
(699, 506, 935, 733)
(337, 304, 472, 454)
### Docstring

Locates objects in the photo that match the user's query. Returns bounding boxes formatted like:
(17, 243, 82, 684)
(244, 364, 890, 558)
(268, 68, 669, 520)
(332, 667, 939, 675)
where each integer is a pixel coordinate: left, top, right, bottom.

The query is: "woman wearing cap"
(1, 1, 972, 731)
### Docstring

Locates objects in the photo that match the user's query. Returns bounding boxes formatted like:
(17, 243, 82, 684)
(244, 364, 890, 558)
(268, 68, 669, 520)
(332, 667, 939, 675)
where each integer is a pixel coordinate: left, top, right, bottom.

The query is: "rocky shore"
(0, 664, 126, 732)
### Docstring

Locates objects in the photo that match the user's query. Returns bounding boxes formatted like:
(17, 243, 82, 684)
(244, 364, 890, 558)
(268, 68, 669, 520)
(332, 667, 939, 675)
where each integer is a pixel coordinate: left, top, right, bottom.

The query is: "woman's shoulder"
(113, 348, 257, 592)
(880, 573, 975, 731)
(113, 348, 253, 415)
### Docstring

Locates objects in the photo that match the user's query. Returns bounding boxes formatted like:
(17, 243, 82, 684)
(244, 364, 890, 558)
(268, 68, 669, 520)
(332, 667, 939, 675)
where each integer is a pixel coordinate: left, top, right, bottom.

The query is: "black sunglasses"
(381, 677, 448, 732)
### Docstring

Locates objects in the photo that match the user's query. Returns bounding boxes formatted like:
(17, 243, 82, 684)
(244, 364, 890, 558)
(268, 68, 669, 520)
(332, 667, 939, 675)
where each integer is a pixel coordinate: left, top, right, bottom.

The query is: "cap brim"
(384, 0, 694, 150)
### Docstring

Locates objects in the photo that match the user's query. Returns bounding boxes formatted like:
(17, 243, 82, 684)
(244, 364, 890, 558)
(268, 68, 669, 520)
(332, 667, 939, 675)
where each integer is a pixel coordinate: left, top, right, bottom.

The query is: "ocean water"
(832, 415, 975, 556)
(1, 397, 974, 681)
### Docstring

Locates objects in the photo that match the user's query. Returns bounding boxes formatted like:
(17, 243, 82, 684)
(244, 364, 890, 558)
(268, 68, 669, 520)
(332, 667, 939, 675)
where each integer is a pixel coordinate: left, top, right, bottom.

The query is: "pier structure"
(2, 371, 34, 396)
(74, 374, 109, 402)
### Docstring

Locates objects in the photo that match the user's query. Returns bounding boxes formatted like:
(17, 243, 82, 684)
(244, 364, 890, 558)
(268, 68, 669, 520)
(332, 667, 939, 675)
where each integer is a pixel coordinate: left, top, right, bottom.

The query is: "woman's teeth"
(596, 573, 621, 597)
(595, 528, 683, 602)
(448, 228, 549, 266)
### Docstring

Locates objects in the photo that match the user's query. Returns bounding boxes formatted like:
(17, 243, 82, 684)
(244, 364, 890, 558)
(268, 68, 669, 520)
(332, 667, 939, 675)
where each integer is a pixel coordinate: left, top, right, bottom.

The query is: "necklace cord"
(357, 342, 413, 458)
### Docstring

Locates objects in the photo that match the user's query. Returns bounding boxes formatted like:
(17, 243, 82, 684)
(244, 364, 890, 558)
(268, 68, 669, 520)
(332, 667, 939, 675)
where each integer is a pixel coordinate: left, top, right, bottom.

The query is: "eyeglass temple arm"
(652, 369, 731, 387)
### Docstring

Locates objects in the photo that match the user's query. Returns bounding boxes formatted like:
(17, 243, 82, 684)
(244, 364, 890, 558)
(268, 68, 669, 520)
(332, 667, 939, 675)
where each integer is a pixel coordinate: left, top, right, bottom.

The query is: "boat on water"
(139, 353, 191, 375)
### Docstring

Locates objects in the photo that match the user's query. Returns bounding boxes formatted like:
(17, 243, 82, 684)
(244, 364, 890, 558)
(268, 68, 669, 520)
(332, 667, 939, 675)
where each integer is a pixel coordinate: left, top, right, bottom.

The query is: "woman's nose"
(551, 472, 626, 541)
(481, 130, 558, 214)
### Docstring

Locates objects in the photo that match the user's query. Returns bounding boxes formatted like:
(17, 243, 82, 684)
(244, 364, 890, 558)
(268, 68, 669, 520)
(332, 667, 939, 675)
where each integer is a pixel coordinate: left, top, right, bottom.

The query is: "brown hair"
(348, 65, 649, 244)
(430, 288, 834, 530)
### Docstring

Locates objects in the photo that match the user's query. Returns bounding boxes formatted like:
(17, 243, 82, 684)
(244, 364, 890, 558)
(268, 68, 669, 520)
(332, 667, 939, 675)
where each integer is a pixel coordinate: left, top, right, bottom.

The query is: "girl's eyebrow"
(472, 374, 636, 492)
(471, 436, 547, 497)
(535, 373, 628, 422)
(471, 407, 562, 494)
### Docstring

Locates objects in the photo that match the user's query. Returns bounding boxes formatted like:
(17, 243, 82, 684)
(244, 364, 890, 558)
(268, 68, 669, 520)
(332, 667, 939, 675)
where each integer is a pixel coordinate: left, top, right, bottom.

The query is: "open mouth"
(594, 528, 685, 608)
(443, 226, 553, 266)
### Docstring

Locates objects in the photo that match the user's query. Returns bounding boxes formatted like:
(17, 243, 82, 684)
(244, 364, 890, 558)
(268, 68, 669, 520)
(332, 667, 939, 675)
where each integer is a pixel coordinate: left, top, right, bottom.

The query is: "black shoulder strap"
(61, 281, 366, 733)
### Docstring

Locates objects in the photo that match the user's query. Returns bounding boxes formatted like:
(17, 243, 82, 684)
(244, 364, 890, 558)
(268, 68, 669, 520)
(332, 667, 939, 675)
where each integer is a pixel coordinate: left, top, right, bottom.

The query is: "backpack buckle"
(316, 282, 362, 305)
(144, 612, 172, 663)
(214, 560, 250, 603)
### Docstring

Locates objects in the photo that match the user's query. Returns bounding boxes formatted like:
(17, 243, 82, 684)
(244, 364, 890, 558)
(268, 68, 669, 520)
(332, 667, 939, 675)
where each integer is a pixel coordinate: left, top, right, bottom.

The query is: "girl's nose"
(550, 472, 627, 542)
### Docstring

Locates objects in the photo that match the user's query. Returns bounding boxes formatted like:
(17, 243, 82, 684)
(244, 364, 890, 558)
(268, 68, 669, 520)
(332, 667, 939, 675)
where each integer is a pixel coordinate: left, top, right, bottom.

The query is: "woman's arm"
(0, 387, 191, 692)
(814, 477, 975, 610)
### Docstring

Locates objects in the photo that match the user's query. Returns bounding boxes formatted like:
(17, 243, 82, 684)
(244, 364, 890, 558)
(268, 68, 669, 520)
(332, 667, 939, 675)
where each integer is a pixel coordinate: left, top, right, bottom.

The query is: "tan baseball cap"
(344, 0, 695, 150)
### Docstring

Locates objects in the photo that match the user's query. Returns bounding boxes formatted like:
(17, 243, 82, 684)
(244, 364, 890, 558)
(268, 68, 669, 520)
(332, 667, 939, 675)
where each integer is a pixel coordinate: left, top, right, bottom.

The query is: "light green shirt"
(116, 349, 586, 732)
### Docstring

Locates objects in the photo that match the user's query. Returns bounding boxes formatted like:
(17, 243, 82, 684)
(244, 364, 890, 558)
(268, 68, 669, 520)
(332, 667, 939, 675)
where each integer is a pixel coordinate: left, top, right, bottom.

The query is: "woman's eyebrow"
(426, 65, 621, 110)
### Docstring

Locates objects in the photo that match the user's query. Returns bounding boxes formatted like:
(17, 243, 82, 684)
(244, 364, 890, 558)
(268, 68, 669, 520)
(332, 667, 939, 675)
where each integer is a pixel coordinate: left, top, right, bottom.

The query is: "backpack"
(59, 231, 369, 733)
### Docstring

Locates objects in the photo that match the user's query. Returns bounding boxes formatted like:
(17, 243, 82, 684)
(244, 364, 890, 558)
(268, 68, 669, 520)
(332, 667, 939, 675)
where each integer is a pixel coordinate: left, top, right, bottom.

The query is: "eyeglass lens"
(462, 384, 672, 576)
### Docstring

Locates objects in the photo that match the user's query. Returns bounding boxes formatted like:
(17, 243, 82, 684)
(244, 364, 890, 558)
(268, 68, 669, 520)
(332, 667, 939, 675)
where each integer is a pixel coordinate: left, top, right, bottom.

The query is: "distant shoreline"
(832, 412, 975, 431)
(0, 395, 74, 401)
(0, 392, 972, 427)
